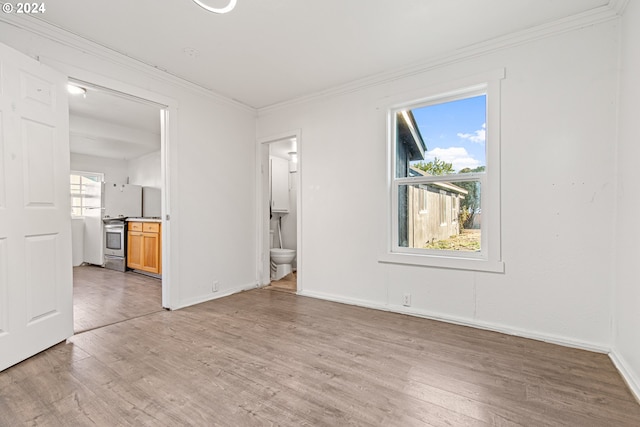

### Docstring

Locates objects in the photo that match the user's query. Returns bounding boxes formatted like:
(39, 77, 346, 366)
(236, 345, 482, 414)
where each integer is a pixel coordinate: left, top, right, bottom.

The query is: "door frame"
(67, 76, 178, 309)
(256, 130, 302, 291)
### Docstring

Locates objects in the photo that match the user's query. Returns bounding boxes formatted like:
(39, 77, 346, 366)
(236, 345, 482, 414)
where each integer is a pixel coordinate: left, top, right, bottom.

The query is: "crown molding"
(609, 0, 630, 15)
(0, 2, 624, 117)
(0, 13, 256, 114)
(258, 1, 622, 115)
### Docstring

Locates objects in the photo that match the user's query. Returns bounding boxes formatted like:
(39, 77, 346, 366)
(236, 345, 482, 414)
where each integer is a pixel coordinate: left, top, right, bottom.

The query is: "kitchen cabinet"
(270, 157, 289, 213)
(127, 221, 161, 274)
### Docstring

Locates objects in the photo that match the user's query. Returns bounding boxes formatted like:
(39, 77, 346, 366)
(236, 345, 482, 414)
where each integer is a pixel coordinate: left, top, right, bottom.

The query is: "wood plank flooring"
(73, 265, 163, 333)
(1, 288, 639, 426)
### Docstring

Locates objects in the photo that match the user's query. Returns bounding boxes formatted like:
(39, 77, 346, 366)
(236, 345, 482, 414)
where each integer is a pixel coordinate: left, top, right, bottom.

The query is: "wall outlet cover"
(403, 293, 411, 307)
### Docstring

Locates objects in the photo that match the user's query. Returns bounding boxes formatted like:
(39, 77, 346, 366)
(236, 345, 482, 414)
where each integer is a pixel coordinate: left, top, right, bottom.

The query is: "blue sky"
(411, 95, 486, 172)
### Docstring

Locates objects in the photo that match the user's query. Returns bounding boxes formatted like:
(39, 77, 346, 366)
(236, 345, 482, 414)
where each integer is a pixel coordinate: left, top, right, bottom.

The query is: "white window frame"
(70, 170, 104, 216)
(380, 69, 505, 273)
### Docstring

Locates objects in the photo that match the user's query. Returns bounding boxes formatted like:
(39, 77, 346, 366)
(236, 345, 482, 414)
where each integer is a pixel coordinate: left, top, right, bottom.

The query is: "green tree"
(457, 166, 484, 229)
(413, 157, 454, 176)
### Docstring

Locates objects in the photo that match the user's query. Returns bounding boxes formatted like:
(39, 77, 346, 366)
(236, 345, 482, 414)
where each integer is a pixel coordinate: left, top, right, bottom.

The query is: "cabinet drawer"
(143, 222, 160, 233)
(129, 222, 143, 231)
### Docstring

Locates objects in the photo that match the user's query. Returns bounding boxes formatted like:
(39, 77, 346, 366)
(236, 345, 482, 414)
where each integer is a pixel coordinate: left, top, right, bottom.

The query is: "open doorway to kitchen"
(259, 133, 300, 294)
(68, 79, 170, 332)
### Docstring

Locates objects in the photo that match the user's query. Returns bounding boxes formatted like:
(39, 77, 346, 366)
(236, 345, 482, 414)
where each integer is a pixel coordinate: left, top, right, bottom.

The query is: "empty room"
(1, 0, 640, 425)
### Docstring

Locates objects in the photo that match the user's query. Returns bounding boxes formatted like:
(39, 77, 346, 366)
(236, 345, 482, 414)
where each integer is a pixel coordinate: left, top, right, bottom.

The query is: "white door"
(0, 42, 73, 371)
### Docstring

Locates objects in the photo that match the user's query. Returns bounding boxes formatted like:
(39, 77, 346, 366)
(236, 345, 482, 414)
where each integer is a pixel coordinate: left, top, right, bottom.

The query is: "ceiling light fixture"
(67, 83, 86, 96)
(191, 0, 237, 14)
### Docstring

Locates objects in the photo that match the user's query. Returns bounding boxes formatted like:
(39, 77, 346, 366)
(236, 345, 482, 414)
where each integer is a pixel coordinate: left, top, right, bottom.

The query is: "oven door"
(104, 221, 125, 257)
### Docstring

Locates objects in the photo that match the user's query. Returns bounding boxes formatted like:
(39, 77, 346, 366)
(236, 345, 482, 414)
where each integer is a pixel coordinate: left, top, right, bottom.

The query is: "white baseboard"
(176, 281, 259, 309)
(298, 289, 610, 354)
(609, 350, 640, 404)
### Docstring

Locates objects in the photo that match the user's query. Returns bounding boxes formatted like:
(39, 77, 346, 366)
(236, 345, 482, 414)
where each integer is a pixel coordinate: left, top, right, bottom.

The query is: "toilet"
(270, 230, 296, 280)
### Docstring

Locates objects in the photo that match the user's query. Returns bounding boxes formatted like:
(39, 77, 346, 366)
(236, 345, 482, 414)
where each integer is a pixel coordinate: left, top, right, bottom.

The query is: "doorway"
(68, 80, 169, 332)
(259, 133, 301, 294)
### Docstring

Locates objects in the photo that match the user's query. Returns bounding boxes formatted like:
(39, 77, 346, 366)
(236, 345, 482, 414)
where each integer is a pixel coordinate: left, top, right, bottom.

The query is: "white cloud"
(457, 123, 486, 144)
(425, 147, 480, 172)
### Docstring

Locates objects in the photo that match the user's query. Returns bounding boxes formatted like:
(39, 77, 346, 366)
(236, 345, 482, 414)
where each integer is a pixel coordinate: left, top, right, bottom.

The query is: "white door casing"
(0, 42, 73, 371)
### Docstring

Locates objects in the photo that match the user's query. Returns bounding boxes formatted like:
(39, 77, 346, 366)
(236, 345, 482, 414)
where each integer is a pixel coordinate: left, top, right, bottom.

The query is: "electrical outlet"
(212, 281, 219, 292)
(402, 293, 411, 307)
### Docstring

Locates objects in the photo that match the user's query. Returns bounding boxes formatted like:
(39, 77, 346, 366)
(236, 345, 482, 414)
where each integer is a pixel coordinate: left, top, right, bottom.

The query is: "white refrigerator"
(102, 182, 142, 219)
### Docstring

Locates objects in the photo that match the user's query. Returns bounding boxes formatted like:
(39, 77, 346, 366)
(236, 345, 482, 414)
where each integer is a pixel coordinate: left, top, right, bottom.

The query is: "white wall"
(614, 0, 640, 399)
(257, 19, 619, 350)
(0, 21, 258, 309)
(128, 151, 161, 188)
(70, 153, 128, 183)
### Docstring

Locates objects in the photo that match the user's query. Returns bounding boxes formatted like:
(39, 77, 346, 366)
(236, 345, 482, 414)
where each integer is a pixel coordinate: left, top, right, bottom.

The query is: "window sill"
(379, 252, 505, 273)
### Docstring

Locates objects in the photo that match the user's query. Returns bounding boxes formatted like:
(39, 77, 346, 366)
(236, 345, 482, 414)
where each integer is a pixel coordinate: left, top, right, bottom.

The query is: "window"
(382, 70, 504, 272)
(70, 171, 103, 216)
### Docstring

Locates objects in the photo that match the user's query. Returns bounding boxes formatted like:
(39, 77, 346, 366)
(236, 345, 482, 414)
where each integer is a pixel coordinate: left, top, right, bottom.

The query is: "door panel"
(25, 234, 59, 323)
(0, 42, 73, 371)
(23, 119, 56, 205)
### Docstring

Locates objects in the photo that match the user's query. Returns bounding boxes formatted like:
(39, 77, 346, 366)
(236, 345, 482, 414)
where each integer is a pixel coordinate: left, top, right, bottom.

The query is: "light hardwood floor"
(73, 265, 163, 333)
(2, 287, 639, 426)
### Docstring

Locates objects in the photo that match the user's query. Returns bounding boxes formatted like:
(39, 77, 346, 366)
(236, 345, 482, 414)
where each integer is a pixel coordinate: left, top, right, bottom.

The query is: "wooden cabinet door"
(142, 232, 161, 274)
(127, 231, 144, 270)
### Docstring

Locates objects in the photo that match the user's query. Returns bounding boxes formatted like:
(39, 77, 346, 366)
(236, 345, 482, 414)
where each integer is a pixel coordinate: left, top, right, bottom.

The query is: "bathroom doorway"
(258, 132, 301, 293)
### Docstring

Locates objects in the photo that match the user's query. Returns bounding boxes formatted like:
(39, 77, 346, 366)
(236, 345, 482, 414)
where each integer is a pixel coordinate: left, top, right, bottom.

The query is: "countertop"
(126, 217, 162, 223)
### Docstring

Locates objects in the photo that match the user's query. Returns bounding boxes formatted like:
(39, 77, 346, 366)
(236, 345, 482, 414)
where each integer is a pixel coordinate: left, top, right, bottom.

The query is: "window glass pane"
(70, 172, 103, 216)
(410, 95, 486, 174)
(398, 180, 481, 252)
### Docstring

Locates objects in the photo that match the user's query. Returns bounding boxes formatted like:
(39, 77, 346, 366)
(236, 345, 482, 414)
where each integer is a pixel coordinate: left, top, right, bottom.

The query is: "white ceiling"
(15, 0, 618, 160)
(34, 0, 612, 109)
(68, 83, 162, 160)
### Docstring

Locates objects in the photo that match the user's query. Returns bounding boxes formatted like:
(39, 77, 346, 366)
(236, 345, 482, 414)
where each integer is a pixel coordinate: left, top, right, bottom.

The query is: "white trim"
(379, 253, 505, 273)
(258, 4, 620, 113)
(2, 3, 622, 114)
(385, 70, 504, 272)
(0, 13, 254, 113)
(298, 289, 610, 354)
(256, 130, 303, 292)
(176, 281, 258, 310)
(609, 350, 640, 404)
(610, 0, 631, 16)
(66, 73, 179, 310)
(299, 288, 640, 401)
(1, 2, 620, 114)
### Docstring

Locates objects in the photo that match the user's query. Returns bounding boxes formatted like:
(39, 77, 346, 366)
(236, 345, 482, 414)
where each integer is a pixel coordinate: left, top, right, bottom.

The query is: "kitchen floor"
(73, 265, 163, 333)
